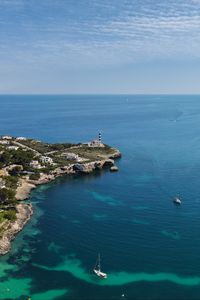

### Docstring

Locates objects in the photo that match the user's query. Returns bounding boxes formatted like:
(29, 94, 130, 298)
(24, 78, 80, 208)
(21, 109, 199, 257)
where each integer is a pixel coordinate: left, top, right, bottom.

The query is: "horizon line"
(0, 93, 200, 96)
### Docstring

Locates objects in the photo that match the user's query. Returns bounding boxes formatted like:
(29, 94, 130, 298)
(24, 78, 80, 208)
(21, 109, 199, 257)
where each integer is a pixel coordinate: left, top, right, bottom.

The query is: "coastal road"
(13, 141, 41, 157)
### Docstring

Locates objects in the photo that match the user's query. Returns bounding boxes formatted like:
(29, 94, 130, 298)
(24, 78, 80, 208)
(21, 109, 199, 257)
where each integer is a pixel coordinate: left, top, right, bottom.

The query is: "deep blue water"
(0, 95, 200, 299)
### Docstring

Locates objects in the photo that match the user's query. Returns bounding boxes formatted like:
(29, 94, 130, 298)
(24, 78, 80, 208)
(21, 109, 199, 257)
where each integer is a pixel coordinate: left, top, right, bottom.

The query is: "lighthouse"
(98, 132, 102, 143)
(88, 132, 104, 148)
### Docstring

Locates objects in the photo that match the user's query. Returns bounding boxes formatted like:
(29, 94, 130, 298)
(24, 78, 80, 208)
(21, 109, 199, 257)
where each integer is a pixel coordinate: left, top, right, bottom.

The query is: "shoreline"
(0, 203, 33, 255)
(0, 151, 121, 255)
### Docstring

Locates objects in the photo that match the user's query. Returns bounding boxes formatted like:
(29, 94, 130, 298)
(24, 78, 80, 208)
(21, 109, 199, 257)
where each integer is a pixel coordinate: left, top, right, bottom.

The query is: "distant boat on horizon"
(93, 253, 107, 279)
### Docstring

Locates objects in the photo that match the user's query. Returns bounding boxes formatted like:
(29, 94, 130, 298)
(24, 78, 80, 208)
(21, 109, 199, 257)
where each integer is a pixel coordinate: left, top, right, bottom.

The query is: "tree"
(0, 188, 15, 203)
(5, 176, 19, 189)
(0, 151, 11, 165)
(12, 149, 34, 166)
(9, 166, 22, 176)
(3, 209, 16, 221)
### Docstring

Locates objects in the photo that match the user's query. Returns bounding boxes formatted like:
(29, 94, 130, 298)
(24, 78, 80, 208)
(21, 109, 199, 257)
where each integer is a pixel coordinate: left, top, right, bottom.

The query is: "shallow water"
(0, 95, 200, 299)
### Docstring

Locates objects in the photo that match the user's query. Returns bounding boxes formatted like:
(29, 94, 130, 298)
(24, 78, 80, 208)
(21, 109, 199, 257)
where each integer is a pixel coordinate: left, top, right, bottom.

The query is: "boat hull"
(94, 269, 107, 279)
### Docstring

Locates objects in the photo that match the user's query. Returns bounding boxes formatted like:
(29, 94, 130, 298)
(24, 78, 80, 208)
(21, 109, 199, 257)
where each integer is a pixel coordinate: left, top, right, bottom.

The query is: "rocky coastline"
(0, 151, 121, 255)
(0, 203, 33, 255)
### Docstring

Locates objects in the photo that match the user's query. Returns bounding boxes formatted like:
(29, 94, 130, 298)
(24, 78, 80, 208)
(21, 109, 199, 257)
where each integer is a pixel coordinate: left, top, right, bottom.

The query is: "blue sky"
(0, 0, 200, 94)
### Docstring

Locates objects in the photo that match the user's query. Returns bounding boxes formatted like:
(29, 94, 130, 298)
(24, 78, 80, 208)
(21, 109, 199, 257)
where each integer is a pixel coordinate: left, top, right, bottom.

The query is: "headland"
(0, 135, 121, 255)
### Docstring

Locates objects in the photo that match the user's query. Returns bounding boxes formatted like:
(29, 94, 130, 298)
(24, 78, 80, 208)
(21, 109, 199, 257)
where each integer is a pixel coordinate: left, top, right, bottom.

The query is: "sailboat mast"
(98, 253, 101, 271)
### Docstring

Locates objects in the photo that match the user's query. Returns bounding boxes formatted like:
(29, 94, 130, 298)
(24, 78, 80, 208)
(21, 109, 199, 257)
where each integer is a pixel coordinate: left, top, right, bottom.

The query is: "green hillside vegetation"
(0, 148, 34, 167)
(63, 144, 114, 161)
(4, 176, 19, 189)
(18, 139, 76, 154)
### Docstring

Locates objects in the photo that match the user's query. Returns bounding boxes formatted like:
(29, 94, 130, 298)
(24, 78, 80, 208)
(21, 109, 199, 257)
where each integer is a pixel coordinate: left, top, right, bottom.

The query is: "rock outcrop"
(108, 150, 121, 159)
(15, 179, 36, 201)
(73, 159, 114, 174)
(110, 165, 119, 172)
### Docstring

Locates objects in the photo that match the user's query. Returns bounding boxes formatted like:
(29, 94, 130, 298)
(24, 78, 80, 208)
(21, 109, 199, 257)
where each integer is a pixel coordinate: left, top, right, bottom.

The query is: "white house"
(30, 160, 42, 169)
(1, 136, 12, 140)
(7, 146, 19, 150)
(61, 152, 80, 161)
(40, 156, 53, 165)
(16, 137, 27, 141)
(0, 140, 9, 145)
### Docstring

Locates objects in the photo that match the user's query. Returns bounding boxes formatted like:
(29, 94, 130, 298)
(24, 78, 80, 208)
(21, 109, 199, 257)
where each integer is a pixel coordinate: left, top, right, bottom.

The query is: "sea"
(0, 95, 200, 300)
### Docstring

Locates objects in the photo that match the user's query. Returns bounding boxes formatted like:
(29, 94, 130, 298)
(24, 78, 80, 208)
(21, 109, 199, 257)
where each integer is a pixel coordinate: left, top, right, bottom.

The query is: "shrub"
(4, 209, 17, 221)
(0, 188, 15, 203)
(5, 176, 19, 189)
(12, 149, 34, 166)
(9, 166, 22, 176)
(29, 173, 40, 180)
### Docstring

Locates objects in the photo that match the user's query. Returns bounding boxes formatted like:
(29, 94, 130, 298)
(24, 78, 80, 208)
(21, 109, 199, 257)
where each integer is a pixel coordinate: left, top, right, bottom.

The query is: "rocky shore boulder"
(102, 159, 114, 167)
(73, 163, 86, 173)
(110, 165, 119, 172)
(108, 150, 121, 159)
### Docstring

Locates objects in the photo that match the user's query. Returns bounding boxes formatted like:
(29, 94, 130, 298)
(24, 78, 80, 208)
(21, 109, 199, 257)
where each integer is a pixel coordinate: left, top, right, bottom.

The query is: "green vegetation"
(0, 151, 11, 165)
(51, 155, 71, 166)
(0, 209, 16, 221)
(0, 188, 16, 204)
(50, 143, 76, 151)
(0, 185, 17, 225)
(8, 166, 22, 176)
(29, 173, 40, 180)
(12, 149, 34, 166)
(4, 176, 19, 189)
(18, 139, 76, 154)
(63, 144, 114, 161)
(0, 148, 34, 167)
(19, 139, 51, 154)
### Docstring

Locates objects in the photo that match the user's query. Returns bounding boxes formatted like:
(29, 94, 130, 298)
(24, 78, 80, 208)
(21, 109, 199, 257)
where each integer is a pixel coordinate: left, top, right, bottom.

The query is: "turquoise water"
(1, 95, 200, 299)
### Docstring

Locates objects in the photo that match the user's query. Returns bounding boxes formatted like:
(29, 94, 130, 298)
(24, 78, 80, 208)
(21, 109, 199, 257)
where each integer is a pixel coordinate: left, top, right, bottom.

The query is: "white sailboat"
(173, 196, 181, 205)
(93, 253, 107, 279)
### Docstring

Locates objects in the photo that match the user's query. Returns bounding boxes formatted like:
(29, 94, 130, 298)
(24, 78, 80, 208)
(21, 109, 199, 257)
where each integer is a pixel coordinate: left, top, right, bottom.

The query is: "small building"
(1, 135, 12, 140)
(7, 146, 19, 150)
(30, 160, 42, 169)
(87, 132, 105, 148)
(88, 139, 104, 148)
(40, 156, 53, 165)
(16, 137, 27, 141)
(0, 140, 9, 145)
(61, 152, 80, 161)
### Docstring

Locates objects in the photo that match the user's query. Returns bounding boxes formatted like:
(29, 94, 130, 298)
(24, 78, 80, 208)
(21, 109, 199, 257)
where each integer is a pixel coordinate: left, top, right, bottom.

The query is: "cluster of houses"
(0, 133, 105, 175)
(0, 136, 27, 148)
(0, 136, 27, 141)
(30, 156, 54, 169)
(0, 136, 27, 152)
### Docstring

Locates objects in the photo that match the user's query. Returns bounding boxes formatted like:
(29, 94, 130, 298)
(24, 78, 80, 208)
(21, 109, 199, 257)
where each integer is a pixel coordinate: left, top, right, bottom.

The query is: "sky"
(0, 0, 200, 94)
